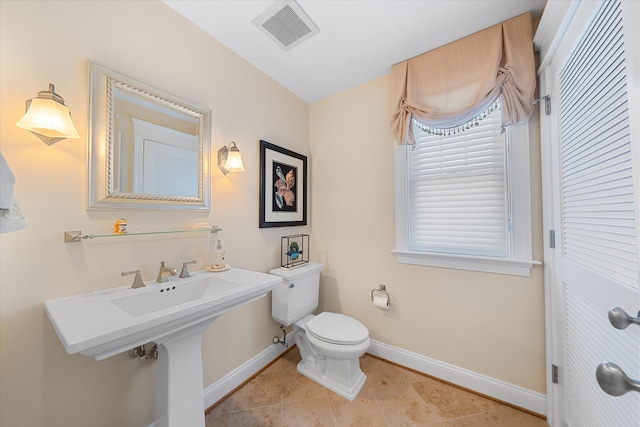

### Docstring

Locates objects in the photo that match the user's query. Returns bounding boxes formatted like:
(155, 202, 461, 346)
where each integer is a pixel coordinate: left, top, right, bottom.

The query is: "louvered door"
(541, 0, 640, 425)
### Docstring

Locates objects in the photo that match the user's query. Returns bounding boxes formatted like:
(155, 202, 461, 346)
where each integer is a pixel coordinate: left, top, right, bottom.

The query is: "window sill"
(392, 250, 542, 277)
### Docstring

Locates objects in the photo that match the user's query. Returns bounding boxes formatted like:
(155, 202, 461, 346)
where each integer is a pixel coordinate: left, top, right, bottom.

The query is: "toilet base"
(296, 359, 367, 401)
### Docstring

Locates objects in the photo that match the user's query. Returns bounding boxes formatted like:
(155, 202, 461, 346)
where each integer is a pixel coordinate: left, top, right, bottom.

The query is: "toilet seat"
(306, 312, 369, 345)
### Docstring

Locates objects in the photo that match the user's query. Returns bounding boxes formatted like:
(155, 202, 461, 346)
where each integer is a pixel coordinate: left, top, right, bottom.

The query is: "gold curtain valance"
(390, 12, 536, 145)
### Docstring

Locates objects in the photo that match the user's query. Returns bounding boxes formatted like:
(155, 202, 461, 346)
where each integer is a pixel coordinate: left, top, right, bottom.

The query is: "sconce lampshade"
(224, 142, 245, 172)
(218, 141, 245, 175)
(16, 83, 80, 145)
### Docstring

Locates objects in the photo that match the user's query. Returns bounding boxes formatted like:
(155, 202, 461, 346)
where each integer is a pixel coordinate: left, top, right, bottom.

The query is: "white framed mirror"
(88, 62, 211, 211)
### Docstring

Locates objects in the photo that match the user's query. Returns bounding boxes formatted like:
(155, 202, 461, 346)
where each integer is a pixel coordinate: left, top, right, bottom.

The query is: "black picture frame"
(259, 140, 307, 228)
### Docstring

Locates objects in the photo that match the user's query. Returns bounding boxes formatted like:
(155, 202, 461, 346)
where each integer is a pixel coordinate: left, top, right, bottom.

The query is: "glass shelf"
(64, 227, 221, 243)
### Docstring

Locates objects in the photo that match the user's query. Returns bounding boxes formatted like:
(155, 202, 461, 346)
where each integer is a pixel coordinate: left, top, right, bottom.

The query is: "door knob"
(608, 307, 640, 330)
(596, 362, 640, 396)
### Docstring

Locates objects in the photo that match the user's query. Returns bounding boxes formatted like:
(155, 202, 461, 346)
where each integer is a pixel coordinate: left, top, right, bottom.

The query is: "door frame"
(535, 3, 581, 424)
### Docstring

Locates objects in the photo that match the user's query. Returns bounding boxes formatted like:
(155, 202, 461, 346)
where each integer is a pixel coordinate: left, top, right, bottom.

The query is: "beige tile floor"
(206, 347, 549, 427)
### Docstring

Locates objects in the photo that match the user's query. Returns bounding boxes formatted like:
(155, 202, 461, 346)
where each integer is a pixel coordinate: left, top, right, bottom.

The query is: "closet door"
(540, 0, 640, 425)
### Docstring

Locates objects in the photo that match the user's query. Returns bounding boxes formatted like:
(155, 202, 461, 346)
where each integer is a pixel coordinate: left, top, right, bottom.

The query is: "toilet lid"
(306, 312, 369, 345)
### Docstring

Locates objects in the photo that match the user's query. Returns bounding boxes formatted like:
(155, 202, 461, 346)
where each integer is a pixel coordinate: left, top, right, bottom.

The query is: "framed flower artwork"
(259, 140, 307, 228)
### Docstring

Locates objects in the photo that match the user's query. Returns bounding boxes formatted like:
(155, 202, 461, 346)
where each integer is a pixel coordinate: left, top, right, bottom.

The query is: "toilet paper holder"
(371, 284, 390, 308)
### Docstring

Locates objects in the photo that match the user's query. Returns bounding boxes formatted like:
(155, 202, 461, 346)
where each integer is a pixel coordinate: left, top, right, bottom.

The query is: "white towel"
(0, 150, 28, 234)
(0, 150, 16, 209)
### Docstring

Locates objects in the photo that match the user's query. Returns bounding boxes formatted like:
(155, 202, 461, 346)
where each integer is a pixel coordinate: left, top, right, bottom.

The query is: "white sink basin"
(45, 268, 282, 427)
(45, 268, 281, 360)
(111, 279, 208, 317)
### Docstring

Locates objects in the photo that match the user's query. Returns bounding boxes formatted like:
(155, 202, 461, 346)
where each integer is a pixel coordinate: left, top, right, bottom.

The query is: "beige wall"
(0, 1, 308, 426)
(309, 76, 546, 392)
(1, 1, 546, 425)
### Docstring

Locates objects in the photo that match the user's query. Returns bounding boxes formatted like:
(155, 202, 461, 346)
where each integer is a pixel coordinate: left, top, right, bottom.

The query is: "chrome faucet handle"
(180, 260, 197, 278)
(156, 261, 178, 283)
(122, 270, 145, 289)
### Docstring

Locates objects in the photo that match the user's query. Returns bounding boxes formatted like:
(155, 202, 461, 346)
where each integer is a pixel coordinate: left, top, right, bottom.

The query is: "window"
(394, 100, 538, 276)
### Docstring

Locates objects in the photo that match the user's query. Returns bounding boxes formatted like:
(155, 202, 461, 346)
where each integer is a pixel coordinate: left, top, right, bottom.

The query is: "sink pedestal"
(154, 319, 216, 427)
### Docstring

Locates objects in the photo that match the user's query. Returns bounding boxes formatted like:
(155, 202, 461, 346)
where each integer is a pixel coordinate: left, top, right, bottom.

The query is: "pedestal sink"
(44, 268, 282, 427)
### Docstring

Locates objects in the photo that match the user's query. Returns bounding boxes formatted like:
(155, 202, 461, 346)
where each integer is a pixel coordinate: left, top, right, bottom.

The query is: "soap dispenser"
(212, 240, 226, 269)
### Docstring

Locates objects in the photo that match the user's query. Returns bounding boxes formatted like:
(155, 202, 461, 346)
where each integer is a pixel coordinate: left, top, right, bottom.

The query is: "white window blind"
(559, 0, 638, 288)
(407, 103, 509, 257)
(142, 139, 199, 197)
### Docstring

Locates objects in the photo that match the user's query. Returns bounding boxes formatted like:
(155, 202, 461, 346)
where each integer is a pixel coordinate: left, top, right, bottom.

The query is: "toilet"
(270, 262, 370, 401)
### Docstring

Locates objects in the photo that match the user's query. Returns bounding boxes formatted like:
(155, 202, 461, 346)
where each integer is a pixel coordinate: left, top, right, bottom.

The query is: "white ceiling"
(163, 0, 546, 103)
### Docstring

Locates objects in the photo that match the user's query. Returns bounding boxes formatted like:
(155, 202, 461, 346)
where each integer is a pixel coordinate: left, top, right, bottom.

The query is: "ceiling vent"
(253, 0, 319, 51)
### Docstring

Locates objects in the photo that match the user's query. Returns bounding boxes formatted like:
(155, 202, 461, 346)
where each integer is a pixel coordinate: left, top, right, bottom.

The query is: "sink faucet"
(122, 270, 145, 289)
(179, 260, 197, 279)
(156, 261, 178, 283)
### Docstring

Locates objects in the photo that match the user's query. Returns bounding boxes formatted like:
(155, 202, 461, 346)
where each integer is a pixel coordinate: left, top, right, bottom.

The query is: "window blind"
(559, 0, 638, 288)
(408, 104, 509, 257)
(143, 139, 199, 197)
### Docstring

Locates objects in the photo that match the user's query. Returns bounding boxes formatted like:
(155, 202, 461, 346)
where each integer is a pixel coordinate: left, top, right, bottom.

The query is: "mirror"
(88, 62, 211, 211)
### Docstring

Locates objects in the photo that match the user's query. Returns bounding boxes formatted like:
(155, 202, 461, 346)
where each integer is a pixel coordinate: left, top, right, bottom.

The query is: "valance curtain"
(390, 12, 536, 145)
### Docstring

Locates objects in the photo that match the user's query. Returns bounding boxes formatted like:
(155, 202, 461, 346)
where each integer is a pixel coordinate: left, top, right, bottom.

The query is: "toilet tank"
(270, 262, 323, 326)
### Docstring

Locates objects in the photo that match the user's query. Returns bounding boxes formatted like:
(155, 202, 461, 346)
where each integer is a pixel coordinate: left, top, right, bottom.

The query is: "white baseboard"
(203, 333, 295, 410)
(149, 335, 544, 426)
(367, 339, 546, 416)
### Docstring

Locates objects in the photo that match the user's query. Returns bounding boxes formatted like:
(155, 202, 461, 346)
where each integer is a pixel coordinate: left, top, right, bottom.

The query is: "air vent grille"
(254, 1, 319, 51)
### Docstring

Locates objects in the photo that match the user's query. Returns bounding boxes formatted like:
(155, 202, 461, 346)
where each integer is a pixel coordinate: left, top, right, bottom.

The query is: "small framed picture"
(259, 140, 307, 228)
(281, 234, 309, 268)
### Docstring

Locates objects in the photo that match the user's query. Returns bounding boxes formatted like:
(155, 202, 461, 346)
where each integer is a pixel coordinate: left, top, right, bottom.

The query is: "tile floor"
(206, 347, 549, 427)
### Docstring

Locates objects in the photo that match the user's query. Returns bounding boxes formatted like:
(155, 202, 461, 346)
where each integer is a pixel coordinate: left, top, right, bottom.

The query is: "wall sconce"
(16, 83, 80, 145)
(217, 141, 246, 175)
